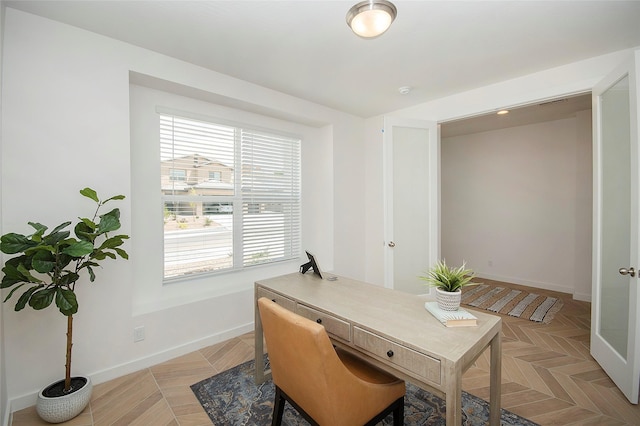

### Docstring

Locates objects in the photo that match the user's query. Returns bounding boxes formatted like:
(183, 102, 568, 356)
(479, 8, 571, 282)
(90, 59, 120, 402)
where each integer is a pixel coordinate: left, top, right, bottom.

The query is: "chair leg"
(272, 386, 286, 426)
(393, 396, 404, 426)
(364, 396, 404, 426)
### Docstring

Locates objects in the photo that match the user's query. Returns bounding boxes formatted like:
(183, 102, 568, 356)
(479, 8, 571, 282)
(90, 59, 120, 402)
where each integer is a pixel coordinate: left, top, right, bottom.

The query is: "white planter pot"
(36, 376, 92, 423)
(435, 288, 462, 311)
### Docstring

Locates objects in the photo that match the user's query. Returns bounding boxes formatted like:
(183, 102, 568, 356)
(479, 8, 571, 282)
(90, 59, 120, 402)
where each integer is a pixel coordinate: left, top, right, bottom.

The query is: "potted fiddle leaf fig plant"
(0, 187, 129, 423)
(420, 260, 475, 311)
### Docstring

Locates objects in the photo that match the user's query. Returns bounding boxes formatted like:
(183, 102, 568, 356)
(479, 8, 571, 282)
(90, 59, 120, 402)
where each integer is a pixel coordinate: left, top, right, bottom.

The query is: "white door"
(591, 52, 640, 404)
(383, 117, 439, 294)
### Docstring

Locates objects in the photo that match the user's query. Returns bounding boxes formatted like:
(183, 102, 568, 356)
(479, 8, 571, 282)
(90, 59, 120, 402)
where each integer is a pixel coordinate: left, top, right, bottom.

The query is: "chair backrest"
(258, 297, 355, 424)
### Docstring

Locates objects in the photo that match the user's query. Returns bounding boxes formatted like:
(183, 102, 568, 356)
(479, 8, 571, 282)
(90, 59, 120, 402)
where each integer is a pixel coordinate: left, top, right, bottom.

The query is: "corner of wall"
(0, 0, 8, 422)
(363, 116, 385, 285)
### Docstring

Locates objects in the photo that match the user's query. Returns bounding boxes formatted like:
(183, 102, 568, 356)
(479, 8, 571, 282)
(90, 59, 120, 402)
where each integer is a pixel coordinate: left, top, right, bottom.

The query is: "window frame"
(160, 111, 302, 283)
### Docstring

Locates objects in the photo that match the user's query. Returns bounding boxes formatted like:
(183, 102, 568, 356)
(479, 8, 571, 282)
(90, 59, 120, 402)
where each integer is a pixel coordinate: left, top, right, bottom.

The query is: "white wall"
(332, 117, 365, 279)
(440, 115, 592, 297)
(574, 110, 594, 300)
(0, 1, 6, 424)
(363, 48, 634, 287)
(364, 116, 385, 285)
(0, 7, 364, 412)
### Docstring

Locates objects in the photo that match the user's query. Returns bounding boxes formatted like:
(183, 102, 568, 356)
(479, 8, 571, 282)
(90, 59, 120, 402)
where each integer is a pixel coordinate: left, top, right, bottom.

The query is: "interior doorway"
(439, 94, 593, 301)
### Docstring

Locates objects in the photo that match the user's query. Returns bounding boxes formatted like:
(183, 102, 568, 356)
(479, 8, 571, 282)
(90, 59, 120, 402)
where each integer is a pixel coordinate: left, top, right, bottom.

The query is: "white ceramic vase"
(435, 288, 462, 311)
(36, 376, 92, 423)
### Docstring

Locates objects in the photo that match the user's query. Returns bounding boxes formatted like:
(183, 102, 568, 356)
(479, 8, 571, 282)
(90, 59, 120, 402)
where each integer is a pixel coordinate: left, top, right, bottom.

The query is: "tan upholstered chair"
(257, 297, 405, 426)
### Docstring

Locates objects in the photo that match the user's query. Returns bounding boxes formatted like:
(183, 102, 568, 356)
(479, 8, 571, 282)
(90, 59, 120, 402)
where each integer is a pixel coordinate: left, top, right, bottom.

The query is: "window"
(169, 169, 186, 181)
(160, 114, 301, 280)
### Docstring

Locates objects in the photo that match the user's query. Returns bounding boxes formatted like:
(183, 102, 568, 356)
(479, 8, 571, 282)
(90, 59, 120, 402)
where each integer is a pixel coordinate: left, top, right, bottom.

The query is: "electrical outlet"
(133, 326, 145, 342)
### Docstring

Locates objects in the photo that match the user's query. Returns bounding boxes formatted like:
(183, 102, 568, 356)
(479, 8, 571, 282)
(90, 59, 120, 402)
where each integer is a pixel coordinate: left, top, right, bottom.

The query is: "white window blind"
(241, 130, 301, 266)
(160, 114, 301, 280)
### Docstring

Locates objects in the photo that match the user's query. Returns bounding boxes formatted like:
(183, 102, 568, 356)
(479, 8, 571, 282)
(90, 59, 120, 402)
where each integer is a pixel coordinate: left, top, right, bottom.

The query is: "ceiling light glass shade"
(346, 0, 397, 38)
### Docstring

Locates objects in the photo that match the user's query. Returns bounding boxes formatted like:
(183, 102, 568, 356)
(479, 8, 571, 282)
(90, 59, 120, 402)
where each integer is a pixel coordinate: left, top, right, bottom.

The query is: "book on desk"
(424, 302, 478, 327)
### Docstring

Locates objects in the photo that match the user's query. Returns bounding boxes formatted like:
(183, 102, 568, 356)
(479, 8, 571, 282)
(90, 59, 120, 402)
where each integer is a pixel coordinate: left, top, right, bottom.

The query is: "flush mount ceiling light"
(346, 0, 397, 39)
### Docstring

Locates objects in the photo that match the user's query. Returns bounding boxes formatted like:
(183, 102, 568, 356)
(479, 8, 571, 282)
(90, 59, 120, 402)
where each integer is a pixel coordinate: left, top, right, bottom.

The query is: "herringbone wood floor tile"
(10, 279, 640, 425)
(461, 278, 640, 426)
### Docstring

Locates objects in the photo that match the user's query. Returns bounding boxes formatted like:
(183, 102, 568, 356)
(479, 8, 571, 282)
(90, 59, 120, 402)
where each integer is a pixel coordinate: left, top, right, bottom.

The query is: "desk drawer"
(353, 327, 441, 385)
(296, 304, 351, 342)
(256, 288, 297, 312)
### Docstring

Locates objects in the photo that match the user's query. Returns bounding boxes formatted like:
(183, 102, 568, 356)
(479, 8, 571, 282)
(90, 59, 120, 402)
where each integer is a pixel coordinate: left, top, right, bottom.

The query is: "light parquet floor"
(11, 279, 640, 425)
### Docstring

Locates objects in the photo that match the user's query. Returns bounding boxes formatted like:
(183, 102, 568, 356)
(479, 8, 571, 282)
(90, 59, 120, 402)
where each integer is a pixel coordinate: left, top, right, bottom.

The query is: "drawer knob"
(316, 318, 322, 324)
(386, 350, 394, 358)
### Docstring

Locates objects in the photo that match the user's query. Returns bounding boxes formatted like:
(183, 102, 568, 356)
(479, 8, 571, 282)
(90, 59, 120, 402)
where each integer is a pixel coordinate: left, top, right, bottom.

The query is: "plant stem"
(65, 314, 73, 392)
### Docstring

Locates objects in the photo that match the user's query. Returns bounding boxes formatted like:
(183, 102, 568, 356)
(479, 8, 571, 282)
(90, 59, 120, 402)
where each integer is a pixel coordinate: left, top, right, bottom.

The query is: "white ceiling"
(5, 0, 640, 118)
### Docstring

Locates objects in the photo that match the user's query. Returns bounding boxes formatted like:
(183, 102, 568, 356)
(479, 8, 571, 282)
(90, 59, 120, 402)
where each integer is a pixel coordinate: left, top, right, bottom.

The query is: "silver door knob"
(619, 267, 636, 277)
(388, 241, 396, 247)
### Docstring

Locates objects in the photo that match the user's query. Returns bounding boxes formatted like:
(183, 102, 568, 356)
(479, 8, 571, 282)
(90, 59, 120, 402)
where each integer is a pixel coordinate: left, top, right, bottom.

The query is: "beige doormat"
(462, 284, 564, 324)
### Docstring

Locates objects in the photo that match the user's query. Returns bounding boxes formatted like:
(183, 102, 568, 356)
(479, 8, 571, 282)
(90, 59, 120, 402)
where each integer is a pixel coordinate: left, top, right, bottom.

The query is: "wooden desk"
(254, 273, 502, 426)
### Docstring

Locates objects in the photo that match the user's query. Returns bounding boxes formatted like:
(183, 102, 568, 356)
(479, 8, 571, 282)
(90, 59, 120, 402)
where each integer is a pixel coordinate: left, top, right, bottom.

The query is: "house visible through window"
(160, 114, 301, 280)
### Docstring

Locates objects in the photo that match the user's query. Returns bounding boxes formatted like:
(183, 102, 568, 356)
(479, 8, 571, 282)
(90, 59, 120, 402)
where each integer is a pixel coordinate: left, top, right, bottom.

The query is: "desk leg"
(445, 367, 463, 426)
(254, 297, 266, 384)
(489, 331, 502, 426)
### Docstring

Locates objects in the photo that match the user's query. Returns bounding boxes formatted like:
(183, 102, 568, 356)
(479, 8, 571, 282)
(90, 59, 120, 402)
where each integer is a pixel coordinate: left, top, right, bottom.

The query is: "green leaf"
(15, 285, 42, 311)
(74, 221, 96, 242)
(1, 274, 24, 289)
(23, 245, 55, 261)
(3, 283, 25, 303)
(28, 222, 48, 233)
(78, 217, 96, 230)
(28, 222, 48, 242)
(80, 187, 99, 203)
(62, 240, 94, 257)
(419, 260, 475, 292)
(97, 210, 121, 234)
(55, 253, 74, 270)
(91, 251, 116, 260)
(99, 236, 126, 250)
(16, 264, 43, 284)
(104, 194, 125, 203)
(42, 229, 71, 246)
(114, 247, 129, 260)
(2, 261, 28, 284)
(49, 222, 72, 235)
(29, 288, 55, 310)
(0, 233, 36, 254)
(79, 260, 100, 268)
(56, 288, 77, 316)
(32, 250, 56, 273)
(58, 272, 80, 286)
(87, 265, 96, 282)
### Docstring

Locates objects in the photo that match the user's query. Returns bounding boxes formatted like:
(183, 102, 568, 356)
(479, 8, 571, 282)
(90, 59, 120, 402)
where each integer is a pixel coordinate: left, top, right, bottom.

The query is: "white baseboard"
(9, 322, 254, 413)
(572, 292, 592, 302)
(3, 407, 11, 426)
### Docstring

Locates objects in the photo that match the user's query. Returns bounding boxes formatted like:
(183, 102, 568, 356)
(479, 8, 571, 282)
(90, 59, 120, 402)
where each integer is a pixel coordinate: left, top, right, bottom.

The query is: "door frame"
(382, 117, 440, 290)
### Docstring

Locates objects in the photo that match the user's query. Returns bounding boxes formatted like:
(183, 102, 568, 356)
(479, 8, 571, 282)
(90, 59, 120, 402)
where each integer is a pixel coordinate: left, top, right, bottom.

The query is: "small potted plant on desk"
(0, 187, 129, 423)
(420, 260, 475, 311)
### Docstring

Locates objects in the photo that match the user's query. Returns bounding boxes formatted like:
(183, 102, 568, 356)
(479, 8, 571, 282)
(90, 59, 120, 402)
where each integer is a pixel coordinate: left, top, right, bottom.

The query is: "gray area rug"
(462, 284, 564, 324)
(191, 355, 539, 425)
